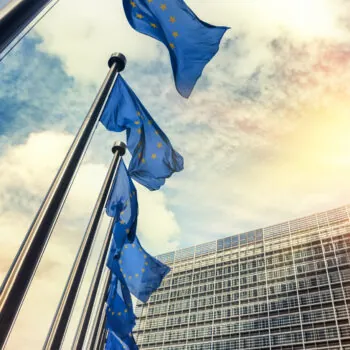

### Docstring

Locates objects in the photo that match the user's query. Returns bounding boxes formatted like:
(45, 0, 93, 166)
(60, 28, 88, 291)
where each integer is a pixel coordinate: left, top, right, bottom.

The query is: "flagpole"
(0, 0, 54, 55)
(0, 53, 126, 348)
(97, 328, 108, 350)
(72, 217, 115, 349)
(87, 270, 111, 350)
(44, 141, 126, 350)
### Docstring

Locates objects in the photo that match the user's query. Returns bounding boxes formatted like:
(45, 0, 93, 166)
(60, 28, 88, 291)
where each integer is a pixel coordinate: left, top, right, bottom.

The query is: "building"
(134, 205, 350, 349)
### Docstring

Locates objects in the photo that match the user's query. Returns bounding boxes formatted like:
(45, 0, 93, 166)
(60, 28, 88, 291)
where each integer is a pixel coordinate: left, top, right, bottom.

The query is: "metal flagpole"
(72, 217, 115, 349)
(97, 328, 108, 350)
(0, 0, 54, 55)
(87, 270, 111, 350)
(44, 141, 126, 350)
(0, 53, 126, 348)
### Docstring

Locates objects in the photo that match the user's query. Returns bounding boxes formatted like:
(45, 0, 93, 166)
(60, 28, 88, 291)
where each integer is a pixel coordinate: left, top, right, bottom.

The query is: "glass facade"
(134, 205, 350, 349)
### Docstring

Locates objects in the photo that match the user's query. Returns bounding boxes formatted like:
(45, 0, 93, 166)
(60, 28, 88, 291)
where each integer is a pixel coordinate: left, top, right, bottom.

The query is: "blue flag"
(100, 75, 184, 191)
(105, 159, 138, 251)
(107, 237, 124, 273)
(123, 0, 228, 98)
(105, 330, 138, 350)
(115, 237, 170, 302)
(105, 273, 136, 338)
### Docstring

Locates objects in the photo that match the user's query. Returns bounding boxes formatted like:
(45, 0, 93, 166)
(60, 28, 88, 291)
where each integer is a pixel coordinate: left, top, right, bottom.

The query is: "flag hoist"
(0, 53, 126, 348)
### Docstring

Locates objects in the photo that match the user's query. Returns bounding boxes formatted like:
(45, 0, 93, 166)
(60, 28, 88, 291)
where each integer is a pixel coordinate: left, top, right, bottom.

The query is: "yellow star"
(132, 243, 136, 248)
(150, 23, 157, 28)
(120, 267, 123, 271)
(145, 261, 149, 266)
(124, 309, 128, 313)
(141, 158, 145, 164)
(126, 228, 130, 234)
(142, 268, 145, 273)
(148, 0, 153, 2)
(126, 199, 130, 206)
(119, 259, 122, 264)
(160, 4, 166, 10)
(155, 130, 159, 135)
(169, 43, 175, 49)
(138, 152, 142, 159)
(135, 273, 139, 277)
(157, 142, 162, 148)
(169, 16, 176, 23)
(118, 312, 122, 316)
(151, 153, 157, 159)
(130, 1, 136, 7)
(112, 311, 115, 315)
(134, 120, 140, 125)
(144, 254, 147, 258)
(125, 245, 128, 249)
(136, 13, 143, 19)
(172, 31, 179, 38)
(123, 274, 126, 278)
(108, 308, 111, 312)
(137, 111, 141, 116)
(139, 248, 142, 252)
(128, 276, 132, 280)
(137, 128, 141, 134)
(120, 211, 124, 215)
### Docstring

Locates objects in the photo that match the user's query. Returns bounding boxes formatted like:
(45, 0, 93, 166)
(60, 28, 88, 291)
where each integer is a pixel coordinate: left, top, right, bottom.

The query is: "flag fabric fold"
(105, 273, 136, 339)
(122, 0, 228, 98)
(100, 75, 184, 191)
(109, 236, 171, 302)
(105, 330, 138, 350)
(105, 159, 138, 252)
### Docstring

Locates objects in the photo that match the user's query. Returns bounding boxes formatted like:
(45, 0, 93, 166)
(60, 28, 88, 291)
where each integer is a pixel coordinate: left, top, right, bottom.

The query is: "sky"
(2, 0, 350, 348)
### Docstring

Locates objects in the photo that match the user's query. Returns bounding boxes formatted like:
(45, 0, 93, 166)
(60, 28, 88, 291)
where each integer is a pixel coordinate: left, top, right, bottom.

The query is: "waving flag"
(100, 75, 183, 190)
(108, 236, 170, 302)
(123, 0, 228, 97)
(105, 273, 136, 338)
(105, 330, 138, 350)
(105, 159, 138, 251)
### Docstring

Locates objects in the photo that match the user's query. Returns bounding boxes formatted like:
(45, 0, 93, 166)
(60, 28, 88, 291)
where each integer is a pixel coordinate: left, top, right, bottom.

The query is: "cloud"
(33, 0, 162, 83)
(136, 184, 180, 254)
(33, 0, 350, 85)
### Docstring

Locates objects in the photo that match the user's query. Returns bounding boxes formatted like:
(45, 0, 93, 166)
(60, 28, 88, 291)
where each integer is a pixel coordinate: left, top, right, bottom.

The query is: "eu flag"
(105, 273, 136, 338)
(123, 0, 228, 98)
(105, 159, 138, 251)
(100, 75, 184, 191)
(107, 236, 123, 273)
(116, 237, 170, 302)
(105, 330, 138, 350)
